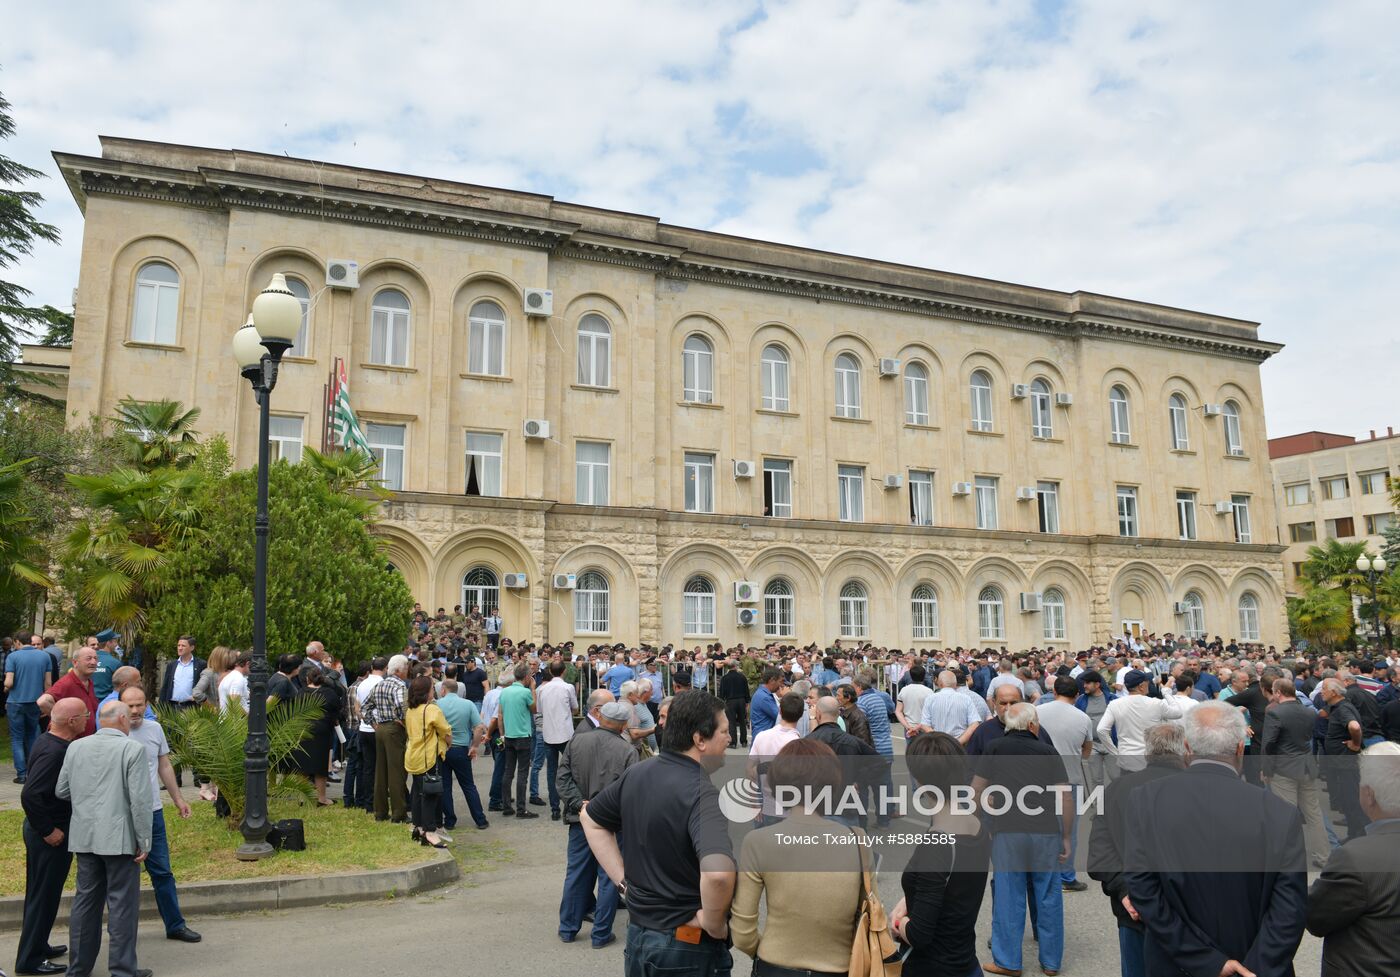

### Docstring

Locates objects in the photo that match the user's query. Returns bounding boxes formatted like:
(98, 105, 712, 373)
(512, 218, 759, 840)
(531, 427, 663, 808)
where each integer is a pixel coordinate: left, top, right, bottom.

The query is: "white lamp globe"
(233, 316, 266, 370)
(1376, 557, 1388, 574)
(251, 273, 302, 346)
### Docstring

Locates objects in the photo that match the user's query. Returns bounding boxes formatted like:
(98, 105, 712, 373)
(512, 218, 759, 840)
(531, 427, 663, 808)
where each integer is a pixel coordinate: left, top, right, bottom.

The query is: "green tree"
(0, 90, 61, 397)
(1300, 538, 1368, 590)
(0, 457, 55, 632)
(1287, 586, 1354, 651)
(112, 398, 201, 470)
(146, 459, 411, 667)
(35, 304, 72, 346)
(301, 445, 387, 503)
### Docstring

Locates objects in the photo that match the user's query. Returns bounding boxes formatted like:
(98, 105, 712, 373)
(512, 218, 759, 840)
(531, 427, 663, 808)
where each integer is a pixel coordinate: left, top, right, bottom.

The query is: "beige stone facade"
(56, 137, 1289, 649)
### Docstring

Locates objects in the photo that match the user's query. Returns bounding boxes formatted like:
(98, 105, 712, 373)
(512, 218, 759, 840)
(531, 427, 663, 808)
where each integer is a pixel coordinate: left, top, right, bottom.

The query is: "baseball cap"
(600, 701, 633, 722)
(1122, 669, 1151, 691)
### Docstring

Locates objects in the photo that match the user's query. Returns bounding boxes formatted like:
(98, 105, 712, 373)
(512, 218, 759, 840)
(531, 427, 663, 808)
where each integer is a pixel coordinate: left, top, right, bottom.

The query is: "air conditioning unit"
(522, 418, 550, 440)
(523, 288, 553, 316)
(1213, 500, 1233, 514)
(1173, 601, 1189, 614)
(502, 573, 529, 589)
(1055, 393, 1074, 407)
(952, 481, 973, 496)
(325, 259, 359, 289)
(1019, 592, 1043, 613)
(736, 607, 759, 627)
(734, 581, 759, 604)
(1202, 404, 1224, 417)
(1016, 486, 1037, 501)
(883, 474, 903, 489)
(878, 357, 901, 377)
(552, 573, 577, 590)
(1011, 383, 1030, 399)
(733, 459, 756, 479)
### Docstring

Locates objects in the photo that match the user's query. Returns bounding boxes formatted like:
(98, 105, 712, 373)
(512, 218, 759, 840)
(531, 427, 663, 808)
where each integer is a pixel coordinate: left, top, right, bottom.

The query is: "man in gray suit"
(56, 699, 153, 977)
(1261, 677, 1330, 868)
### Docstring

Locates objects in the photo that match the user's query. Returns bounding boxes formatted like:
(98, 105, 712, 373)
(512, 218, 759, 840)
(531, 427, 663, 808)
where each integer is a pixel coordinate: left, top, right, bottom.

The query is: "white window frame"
(1042, 588, 1067, 641)
(763, 459, 793, 518)
(683, 576, 716, 637)
(365, 422, 406, 490)
(268, 415, 304, 463)
(904, 363, 930, 425)
(1030, 379, 1053, 439)
(574, 571, 610, 635)
(1169, 394, 1190, 450)
(1176, 491, 1198, 541)
(763, 578, 795, 638)
(1109, 386, 1132, 444)
(911, 584, 939, 640)
(577, 313, 611, 387)
(1037, 480, 1060, 534)
(465, 431, 503, 497)
(468, 300, 506, 376)
(1181, 592, 1206, 639)
(838, 464, 865, 522)
(131, 261, 180, 345)
(839, 581, 869, 638)
(834, 353, 862, 419)
(761, 344, 790, 412)
(974, 475, 998, 530)
(909, 470, 934, 527)
(978, 586, 1005, 641)
(370, 289, 411, 367)
(682, 335, 714, 403)
(1117, 486, 1139, 538)
(1222, 401, 1244, 456)
(286, 277, 311, 357)
(685, 452, 716, 513)
(970, 371, 993, 432)
(1237, 593, 1260, 642)
(461, 566, 500, 617)
(1231, 494, 1252, 544)
(575, 441, 610, 505)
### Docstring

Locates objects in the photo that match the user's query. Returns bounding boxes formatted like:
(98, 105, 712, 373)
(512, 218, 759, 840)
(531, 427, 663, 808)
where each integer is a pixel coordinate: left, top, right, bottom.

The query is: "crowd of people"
(5, 609, 1400, 976)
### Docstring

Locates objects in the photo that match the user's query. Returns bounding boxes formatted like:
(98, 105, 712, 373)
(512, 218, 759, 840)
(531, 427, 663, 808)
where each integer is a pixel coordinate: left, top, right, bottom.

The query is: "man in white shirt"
(920, 671, 983, 745)
(895, 665, 934, 739)
(1171, 673, 1201, 719)
(987, 659, 1022, 700)
(748, 692, 803, 822)
(481, 672, 511, 812)
(536, 660, 580, 820)
(218, 653, 252, 713)
(1097, 670, 1183, 771)
(350, 657, 385, 811)
(1035, 676, 1095, 891)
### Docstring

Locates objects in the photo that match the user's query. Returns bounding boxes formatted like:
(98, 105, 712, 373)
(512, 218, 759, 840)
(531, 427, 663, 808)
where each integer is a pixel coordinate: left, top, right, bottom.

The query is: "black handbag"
(422, 770, 443, 796)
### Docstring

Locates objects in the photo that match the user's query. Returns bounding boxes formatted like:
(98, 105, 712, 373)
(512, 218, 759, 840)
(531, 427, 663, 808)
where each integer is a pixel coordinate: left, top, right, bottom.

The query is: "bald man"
(37, 647, 100, 738)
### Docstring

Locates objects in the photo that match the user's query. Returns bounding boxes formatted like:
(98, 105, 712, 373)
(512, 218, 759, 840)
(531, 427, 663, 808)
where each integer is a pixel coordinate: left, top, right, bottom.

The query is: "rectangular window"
(1284, 482, 1311, 506)
(370, 308, 409, 367)
(575, 441, 610, 505)
(1176, 491, 1197, 540)
(1359, 470, 1389, 495)
(1365, 512, 1395, 535)
(685, 452, 715, 513)
(1321, 476, 1350, 500)
(464, 431, 503, 497)
(1037, 481, 1060, 534)
(1327, 516, 1356, 538)
(909, 470, 934, 527)
(974, 476, 999, 530)
(838, 465, 865, 522)
(1231, 494, 1252, 544)
(763, 459, 793, 518)
(1117, 486, 1139, 538)
(132, 279, 179, 345)
(468, 316, 505, 376)
(1288, 521, 1317, 543)
(365, 422, 406, 491)
(268, 415, 304, 464)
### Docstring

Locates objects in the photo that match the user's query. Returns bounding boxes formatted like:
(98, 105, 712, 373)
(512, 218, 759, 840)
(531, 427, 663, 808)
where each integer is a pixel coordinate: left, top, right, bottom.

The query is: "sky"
(3, 0, 1398, 438)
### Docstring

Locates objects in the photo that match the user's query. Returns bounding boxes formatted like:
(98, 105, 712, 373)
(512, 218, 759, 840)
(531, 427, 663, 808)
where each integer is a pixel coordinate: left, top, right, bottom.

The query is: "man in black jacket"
(1261, 678, 1330, 868)
(717, 661, 750, 748)
(157, 636, 205, 709)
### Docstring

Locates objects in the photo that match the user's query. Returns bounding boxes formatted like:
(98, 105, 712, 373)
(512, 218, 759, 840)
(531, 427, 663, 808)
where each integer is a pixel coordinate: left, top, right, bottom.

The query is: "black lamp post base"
(235, 840, 276, 862)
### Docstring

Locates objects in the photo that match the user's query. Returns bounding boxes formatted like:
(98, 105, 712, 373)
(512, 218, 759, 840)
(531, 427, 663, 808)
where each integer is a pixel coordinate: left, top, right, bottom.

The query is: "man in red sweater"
(38, 647, 100, 737)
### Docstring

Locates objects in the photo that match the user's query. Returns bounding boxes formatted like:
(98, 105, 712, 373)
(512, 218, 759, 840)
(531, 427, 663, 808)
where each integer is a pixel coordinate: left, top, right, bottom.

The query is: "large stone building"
(55, 137, 1288, 649)
(1269, 429, 1398, 593)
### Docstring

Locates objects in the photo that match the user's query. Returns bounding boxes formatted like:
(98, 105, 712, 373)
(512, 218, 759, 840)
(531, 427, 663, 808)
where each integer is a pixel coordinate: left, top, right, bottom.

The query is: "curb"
(0, 849, 460, 932)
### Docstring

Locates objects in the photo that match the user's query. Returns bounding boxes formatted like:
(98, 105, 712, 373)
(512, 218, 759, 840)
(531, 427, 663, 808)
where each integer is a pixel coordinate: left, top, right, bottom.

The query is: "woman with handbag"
(889, 732, 990, 977)
(731, 738, 888, 977)
(404, 674, 452, 848)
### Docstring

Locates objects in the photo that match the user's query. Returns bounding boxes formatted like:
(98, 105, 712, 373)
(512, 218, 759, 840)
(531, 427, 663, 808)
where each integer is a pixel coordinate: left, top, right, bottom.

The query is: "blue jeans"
(1060, 786, 1080, 883)
(440, 745, 487, 828)
(560, 822, 619, 945)
(488, 742, 507, 808)
(991, 832, 1064, 972)
(1117, 925, 1145, 977)
(624, 922, 733, 977)
(145, 809, 185, 935)
(529, 741, 562, 813)
(6, 702, 40, 779)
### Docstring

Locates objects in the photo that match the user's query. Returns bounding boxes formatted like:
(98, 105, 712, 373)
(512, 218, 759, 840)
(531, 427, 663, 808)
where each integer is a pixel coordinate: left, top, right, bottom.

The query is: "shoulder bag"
(848, 828, 902, 977)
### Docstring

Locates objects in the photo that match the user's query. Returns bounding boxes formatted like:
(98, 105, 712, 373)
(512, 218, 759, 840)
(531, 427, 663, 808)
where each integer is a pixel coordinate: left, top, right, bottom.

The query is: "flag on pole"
(330, 359, 374, 456)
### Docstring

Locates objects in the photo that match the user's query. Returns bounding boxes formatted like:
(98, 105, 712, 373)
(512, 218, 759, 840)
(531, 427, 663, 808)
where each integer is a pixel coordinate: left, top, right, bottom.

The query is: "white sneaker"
(436, 831, 454, 843)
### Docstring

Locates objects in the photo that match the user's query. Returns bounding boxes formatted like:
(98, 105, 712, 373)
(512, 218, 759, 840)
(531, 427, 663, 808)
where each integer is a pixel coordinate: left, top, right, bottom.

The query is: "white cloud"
(3, 0, 1398, 436)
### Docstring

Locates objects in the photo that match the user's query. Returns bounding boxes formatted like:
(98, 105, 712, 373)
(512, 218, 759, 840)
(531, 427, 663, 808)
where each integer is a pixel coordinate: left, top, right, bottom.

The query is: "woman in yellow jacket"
(404, 674, 452, 848)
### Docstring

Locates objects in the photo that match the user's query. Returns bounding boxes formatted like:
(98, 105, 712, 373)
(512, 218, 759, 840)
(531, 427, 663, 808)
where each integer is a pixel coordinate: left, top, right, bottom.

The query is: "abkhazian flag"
(331, 360, 374, 456)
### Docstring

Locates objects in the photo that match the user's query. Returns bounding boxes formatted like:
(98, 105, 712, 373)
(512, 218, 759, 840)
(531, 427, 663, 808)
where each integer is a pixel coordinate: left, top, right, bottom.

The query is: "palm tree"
(112, 398, 201, 470)
(0, 457, 54, 590)
(1301, 538, 1369, 590)
(1287, 586, 1354, 651)
(301, 446, 387, 511)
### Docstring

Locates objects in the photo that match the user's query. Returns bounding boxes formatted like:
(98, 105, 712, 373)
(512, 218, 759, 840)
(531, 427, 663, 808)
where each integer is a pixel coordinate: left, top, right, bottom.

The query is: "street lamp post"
(232, 274, 304, 860)
(1355, 553, 1390, 651)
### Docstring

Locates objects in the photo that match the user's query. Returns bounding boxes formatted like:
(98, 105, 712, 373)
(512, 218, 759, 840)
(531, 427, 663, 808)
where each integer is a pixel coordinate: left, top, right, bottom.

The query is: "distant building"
(13, 343, 71, 403)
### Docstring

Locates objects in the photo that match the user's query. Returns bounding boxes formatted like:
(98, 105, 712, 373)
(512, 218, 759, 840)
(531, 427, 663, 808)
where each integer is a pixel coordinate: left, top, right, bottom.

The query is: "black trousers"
(17, 819, 72, 970)
(354, 729, 377, 809)
(501, 736, 532, 810)
(725, 699, 748, 746)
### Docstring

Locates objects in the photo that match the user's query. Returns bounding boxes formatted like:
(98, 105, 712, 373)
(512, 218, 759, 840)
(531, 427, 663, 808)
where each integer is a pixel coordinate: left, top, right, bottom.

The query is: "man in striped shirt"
(855, 667, 896, 828)
(368, 654, 409, 822)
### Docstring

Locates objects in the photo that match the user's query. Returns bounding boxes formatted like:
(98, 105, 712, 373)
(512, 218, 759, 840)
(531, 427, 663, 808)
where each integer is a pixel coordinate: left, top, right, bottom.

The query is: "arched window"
(461, 566, 499, 616)
(468, 300, 506, 376)
(286, 277, 311, 357)
(131, 261, 180, 345)
(1042, 588, 1067, 641)
(839, 581, 868, 637)
(1109, 385, 1132, 444)
(761, 344, 790, 412)
(1237, 592, 1260, 641)
(904, 362, 930, 425)
(834, 353, 862, 418)
(764, 578, 794, 638)
(1223, 400, 1244, 456)
(1030, 378, 1053, 439)
(1169, 393, 1190, 450)
(970, 370, 993, 432)
(978, 586, 1005, 640)
(683, 575, 716, 636)
(577, 313, 611, 387)
(574, 570, 610, 634)
(911, 584, 939, 639)
(370, 288, 411, 366)
(1180, 591, 1206, 639)
(682, 335, 714, 403)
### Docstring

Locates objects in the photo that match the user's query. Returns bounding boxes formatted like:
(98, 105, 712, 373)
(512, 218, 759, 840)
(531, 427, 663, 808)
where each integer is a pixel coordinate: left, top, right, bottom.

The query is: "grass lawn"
(0, 801, 511, 898)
